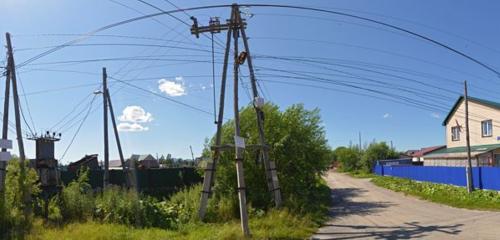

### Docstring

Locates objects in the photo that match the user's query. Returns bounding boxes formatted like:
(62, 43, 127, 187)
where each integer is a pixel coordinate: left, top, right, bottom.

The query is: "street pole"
(198, 25, 232, 220)
(232, 6, 251, 235)
(106, 87, 132, 189)
(464, 80, 474, 193)
(6, 32, 30, 216)
(236, 7, 282, 207)
(189, 145, 195, 161)
(103, 67, 109, 188)
(0, 39, 11, 194)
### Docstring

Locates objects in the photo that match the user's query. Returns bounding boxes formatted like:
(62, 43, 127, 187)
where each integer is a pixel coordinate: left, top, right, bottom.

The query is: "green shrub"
(360, 142, 398, 173)
(60, 168, 94, 221)
(3, 159, 40, 238)
(204, 103, 331, 216)
(333, 146, 361, 172)
(47, 197, 63, 225)
(165, 184, 202, 224)
(94, 186, 178, 229)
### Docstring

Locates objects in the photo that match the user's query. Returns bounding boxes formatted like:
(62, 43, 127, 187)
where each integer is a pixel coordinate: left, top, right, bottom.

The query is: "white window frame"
(451, 126, 460, 141)
(482, 120, 493, 137)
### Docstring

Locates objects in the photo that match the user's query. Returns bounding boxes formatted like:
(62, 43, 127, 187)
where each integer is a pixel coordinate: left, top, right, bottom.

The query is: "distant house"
(410, 145, 446, 163)
(424, 96, 500, 166)
(108, 159, 125, 170)
(68, 154, 100, 171)
(129, 154, 159, 169)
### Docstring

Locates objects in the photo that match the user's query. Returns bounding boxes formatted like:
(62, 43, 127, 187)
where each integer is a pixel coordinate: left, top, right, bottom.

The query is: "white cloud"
(431, 113, 440, 119)
(119, 106, 153, 123)
(158, 77, 186, 97)
(117, 122, 149, 132)
(383, 113, 391, 118)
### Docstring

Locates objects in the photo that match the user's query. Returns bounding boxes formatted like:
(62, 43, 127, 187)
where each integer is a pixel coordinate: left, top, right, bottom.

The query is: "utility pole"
(237, 9, 282, 207)
(103, 68, 109, 188)
(0, 40, 10, 194)
(191, 4, 285, 236)
(5, 32, 30, 216)
(98, 68, 133, 189)
(464, 80, 474, 193)
(358, 132, 362, 151)
(197, 19, 232, 220)
(105, 86, 132, 189)
(232, 8, 251, 235)
(189, 145, 195, 161)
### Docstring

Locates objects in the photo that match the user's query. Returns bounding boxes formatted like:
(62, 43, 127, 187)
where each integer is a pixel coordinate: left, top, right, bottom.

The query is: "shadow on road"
(315, 186, 464, 239)
(330, 187, 395, 217)
(312, 221, 463, 240)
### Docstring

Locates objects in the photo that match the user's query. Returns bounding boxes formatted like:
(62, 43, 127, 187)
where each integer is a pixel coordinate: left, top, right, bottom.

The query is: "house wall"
(424, 153, 492, 167)
(446, 100, 500, 148)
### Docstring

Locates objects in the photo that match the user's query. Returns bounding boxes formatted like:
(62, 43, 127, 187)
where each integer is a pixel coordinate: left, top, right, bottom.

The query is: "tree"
(205, 103, 331, 213)
(333, 146, 360, 172)
(361, 142, 399, 172)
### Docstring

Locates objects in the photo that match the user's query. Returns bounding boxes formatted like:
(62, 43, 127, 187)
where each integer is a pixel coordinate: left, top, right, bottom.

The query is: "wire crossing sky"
(1, 0, 499, 163)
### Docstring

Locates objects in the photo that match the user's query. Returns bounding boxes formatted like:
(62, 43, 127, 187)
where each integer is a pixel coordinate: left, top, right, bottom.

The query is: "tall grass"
(28, 209, 318, 240)
(372, 176, 500, 210)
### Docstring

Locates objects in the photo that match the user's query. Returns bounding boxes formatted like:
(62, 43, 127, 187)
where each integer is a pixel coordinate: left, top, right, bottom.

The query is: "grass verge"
(345, 171, 375, 179)
(371, 176, 500, 211)
(27, 209, 318, 240)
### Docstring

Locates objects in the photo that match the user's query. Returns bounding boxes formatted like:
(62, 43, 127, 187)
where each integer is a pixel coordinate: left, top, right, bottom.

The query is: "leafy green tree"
(205, 103, 331, 215)
(361, 142, 399, 172)
(333, 146, 360, 172)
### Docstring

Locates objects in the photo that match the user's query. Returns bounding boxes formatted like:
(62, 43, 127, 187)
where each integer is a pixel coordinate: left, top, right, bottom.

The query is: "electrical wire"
(109, 76, 214, 115)
(59, 94, 98, 161)
(13, 3, 498, 80)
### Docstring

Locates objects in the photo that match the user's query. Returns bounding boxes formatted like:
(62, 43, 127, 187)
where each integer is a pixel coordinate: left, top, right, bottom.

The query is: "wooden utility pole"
(5, 32, 30, 215)
(464, 80, 474, 193)
(103, 68, 109, 188)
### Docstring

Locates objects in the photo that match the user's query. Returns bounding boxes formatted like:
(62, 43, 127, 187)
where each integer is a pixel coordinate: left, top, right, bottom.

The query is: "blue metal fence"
(374, 165, 500, 190)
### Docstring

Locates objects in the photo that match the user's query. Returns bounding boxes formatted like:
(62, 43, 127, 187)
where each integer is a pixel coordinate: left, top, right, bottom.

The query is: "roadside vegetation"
(372, 176, 500, 211)
(1, 103, 331, 239)
(332, 141, 398, 174)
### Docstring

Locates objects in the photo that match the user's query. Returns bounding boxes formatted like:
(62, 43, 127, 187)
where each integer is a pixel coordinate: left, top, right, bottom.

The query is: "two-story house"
(424, 96, 500, 167)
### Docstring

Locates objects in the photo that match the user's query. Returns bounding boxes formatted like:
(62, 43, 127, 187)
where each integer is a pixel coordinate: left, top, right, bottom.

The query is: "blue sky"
(1, 0, 500, 163)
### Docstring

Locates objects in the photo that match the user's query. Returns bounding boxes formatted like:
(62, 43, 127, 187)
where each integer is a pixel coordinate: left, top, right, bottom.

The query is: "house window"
(451, 126, 460, 141)
(482, 120, 493, 137)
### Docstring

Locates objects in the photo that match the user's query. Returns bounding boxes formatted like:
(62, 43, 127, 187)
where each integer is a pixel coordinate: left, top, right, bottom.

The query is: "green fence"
(60, 167, 202, 198)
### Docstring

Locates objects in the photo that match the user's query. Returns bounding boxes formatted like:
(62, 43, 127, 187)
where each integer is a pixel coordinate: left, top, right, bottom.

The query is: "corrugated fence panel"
(60, 167, 202, 198)
(374, 165, 500, 191)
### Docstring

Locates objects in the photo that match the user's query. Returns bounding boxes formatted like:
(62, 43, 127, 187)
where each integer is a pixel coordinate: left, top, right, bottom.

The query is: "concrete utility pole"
(189, 145, 195, 161)
(106, 87, 133, 189)
(237, 9, 282, 207)
(232, 9, 251, 235)
(0, 38, 11, 193)
(464, 80, 474, 193)
(5, 32, 30, 215)
(103, 68, 109, 188)
(191, 4, 284, 236)
(197, 22, 232, 220)
(358, 132, 362, 151)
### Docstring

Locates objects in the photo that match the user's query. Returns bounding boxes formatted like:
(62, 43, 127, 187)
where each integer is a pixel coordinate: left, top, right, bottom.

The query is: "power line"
(13, 4, 499, 79)
(109, 76, 214, 115)
(59, 95, 98, 161)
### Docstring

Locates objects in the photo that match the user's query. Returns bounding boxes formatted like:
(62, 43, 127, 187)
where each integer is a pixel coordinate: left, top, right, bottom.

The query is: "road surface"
(312, 171, 500, 240)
